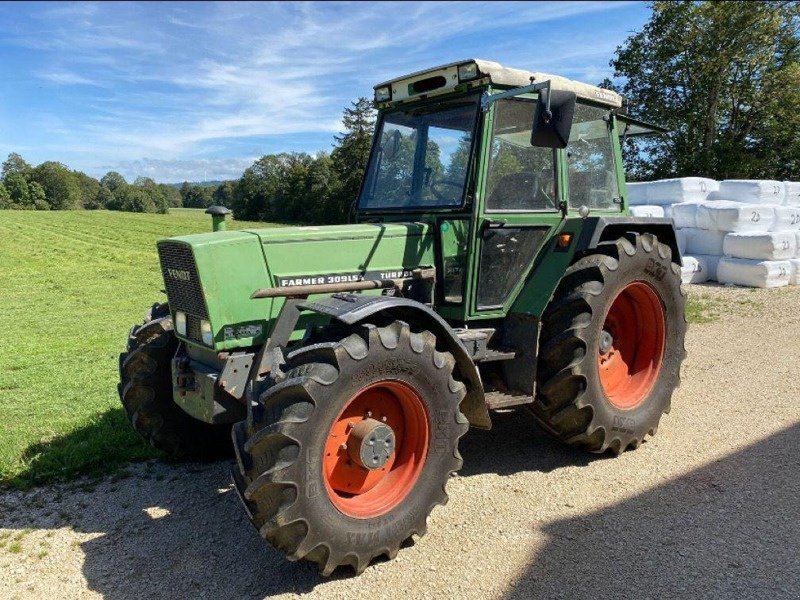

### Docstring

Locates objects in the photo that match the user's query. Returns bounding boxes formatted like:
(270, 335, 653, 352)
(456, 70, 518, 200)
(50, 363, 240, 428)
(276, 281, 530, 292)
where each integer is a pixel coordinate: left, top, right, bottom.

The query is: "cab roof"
(375, 58, 624, 109)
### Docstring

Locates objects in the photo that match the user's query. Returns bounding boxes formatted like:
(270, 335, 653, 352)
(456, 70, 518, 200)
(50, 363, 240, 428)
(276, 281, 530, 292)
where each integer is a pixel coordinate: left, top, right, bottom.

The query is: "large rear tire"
(118, 303, 233, 460)
(532, 233, 687, 454)
(231, 320, 468, 575)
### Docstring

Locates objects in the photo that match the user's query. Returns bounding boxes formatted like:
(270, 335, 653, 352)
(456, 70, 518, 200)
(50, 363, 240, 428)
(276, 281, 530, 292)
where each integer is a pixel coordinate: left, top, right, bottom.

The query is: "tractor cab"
(355, 59, 636, 321)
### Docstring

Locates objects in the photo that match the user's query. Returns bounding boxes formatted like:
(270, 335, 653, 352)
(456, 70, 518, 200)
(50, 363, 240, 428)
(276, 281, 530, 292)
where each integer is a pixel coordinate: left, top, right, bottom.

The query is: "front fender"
(299, 294, 491, 430)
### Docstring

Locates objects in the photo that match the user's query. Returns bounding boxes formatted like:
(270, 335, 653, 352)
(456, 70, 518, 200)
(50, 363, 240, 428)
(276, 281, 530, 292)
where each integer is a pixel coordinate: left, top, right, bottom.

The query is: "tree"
(0, 182, 11, 209)
(2, 153, 32, 180)
(29, 181, 48, 210)
(611, 1, 800, 180)
(31, 161, 81, 209)
(4, 172, 33, 208)
(212, 180, 236, 207)
(330, 97, 375, 221)
(101, 171, 127, 193)
(134, 176, 169, 213)
(73, 171, 102, 209)
(180, 182, 214, 208)
(116, 185, 156, 213)
(159, 184, 182, 208)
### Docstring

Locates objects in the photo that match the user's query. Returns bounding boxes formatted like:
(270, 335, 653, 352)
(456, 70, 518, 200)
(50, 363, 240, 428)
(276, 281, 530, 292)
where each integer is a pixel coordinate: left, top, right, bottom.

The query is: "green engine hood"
(159, 222, 434, 350)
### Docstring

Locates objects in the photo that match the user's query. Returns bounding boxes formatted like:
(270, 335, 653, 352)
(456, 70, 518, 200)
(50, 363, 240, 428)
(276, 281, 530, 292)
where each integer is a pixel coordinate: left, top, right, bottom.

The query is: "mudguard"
(299, 294, 492, 429)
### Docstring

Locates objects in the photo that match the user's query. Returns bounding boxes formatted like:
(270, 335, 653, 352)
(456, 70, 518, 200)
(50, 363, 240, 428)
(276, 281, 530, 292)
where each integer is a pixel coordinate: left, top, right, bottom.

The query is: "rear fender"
(299, 294, 491, 430)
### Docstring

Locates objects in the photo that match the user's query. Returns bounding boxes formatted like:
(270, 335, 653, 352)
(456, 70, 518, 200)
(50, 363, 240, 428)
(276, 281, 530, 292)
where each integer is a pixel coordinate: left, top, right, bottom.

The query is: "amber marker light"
(557, 233, 573, 248)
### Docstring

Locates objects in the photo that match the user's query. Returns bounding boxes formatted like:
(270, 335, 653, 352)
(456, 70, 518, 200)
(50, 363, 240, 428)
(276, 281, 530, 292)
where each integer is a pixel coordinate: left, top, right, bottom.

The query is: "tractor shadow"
(457, 407, 601, 477)
(504, 422, 800, 599)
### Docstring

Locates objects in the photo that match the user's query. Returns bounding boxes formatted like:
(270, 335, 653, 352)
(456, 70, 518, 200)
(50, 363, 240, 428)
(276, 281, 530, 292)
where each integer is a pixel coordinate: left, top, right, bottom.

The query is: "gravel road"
(1, 284, 799, 599)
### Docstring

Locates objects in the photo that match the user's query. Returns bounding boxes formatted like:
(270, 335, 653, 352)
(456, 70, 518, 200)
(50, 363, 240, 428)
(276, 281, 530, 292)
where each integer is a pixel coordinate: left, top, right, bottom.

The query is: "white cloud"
(106, 157, 258, 183)
(1, 1, 642, 180)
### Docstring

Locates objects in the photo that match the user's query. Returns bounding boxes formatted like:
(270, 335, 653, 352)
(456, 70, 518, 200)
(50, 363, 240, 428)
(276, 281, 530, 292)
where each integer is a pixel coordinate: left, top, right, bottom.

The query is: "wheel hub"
(347, 418, 395, 470)
(599, 330, 614, 355)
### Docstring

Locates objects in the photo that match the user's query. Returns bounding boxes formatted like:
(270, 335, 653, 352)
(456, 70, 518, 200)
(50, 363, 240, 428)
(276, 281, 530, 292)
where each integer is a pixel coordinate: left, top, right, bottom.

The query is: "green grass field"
(0, 209, 275, 488)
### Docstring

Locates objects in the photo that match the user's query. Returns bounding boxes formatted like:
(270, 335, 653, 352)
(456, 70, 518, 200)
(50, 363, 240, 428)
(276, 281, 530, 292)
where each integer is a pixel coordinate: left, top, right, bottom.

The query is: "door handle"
(481, 218, 507, 231)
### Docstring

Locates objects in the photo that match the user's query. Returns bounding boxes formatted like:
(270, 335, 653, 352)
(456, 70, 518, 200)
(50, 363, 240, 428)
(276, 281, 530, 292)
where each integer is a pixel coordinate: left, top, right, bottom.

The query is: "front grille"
(186, 314, 203, 344)
(157, 241, 209, 320)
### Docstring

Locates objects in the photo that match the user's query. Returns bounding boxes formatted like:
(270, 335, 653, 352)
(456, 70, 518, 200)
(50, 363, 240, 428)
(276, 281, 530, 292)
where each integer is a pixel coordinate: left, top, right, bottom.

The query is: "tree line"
(0, 98, 374, 225)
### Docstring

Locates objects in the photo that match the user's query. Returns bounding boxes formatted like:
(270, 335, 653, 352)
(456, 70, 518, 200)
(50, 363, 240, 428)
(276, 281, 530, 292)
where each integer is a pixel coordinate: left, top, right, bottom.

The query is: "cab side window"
(485, 98, 556, 212)
(566, 104, 620, 210)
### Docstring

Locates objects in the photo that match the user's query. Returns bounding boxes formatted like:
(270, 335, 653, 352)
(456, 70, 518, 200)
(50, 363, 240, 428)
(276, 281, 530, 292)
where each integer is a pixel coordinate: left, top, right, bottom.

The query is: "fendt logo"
(166, 268, 191, 282)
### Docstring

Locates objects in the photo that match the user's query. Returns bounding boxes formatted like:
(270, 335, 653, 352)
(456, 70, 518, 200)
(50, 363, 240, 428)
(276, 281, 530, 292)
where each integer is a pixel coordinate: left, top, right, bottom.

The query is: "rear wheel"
(231, 320, 468, 575)
(118, 303, 233, 460)
(532, 233, 686, 453)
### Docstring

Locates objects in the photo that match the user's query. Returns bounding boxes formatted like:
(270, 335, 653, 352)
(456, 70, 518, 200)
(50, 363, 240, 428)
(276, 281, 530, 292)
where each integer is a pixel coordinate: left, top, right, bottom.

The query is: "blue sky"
(0, 1, 651, 183)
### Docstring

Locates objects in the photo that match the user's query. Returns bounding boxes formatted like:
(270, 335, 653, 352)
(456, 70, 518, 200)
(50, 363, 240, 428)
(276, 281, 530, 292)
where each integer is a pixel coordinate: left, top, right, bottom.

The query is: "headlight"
(457, 62, 479, 82)
(174, 311, 187, 336)
(200, 319, 213, 346)
(374, 85, 391, 102)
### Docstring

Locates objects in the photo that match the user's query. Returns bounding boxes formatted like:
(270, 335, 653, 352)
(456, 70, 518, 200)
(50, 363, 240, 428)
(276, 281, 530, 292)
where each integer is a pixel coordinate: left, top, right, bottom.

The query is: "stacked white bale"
(695, 254, 722, 281)
(784, 182, 800, 207)
(717, 257, 791, 288)
(790, 259, 800, 285)
(686, 229, 726, 256)
(676, 228, 691, 255)
(646, 177, 719, 204)
(715, 180, 785, 204)
(769, 205, 800, 232)
(681, 255, 709, 284)
(626, 182, 649, 205)
(723, 232, 797, 261)
(629, 205, 665, 218)
(695, 201, 774, 233)
(671, 202, 701, 228)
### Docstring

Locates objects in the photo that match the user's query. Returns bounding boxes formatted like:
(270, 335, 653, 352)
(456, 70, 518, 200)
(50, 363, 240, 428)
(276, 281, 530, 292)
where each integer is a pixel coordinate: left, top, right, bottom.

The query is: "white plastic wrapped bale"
(695, 254, 721, 281)
(790, 259, 800, 285)
(676, 228, 691, 255)
(695, 201, 774, 232)
(797, 231, 800, 257)
(681, 255, 709, 284)
(626, 182, 649, 205)
(671, 202, 701, 228)
(629, 205, 665, 218)
(723, 231, 797, 261)
(716, 180, 785, 204)
(784, 182, 800, 207)
(717, 257, 791, 288)
(645, 177, 718, 204)
(770, 205, 800, 231)
(685, 228, 726, 255)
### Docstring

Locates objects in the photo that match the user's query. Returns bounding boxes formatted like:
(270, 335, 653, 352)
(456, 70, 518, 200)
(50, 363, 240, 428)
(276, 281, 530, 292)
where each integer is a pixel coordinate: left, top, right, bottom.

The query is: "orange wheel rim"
(323, 380, 429, 519)
(598, 281, 666, 410)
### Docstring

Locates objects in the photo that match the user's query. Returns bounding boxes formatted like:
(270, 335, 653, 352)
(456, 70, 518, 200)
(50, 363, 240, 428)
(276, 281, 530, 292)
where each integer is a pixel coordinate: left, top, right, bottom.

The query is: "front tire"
(118, 303, 233, 460)
(532, 233, 687, 453)
(231, 320, 468, 575)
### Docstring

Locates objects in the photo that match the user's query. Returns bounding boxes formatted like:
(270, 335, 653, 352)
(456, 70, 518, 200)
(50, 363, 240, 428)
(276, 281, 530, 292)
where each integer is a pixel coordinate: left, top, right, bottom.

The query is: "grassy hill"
(0, 209, 277, 488)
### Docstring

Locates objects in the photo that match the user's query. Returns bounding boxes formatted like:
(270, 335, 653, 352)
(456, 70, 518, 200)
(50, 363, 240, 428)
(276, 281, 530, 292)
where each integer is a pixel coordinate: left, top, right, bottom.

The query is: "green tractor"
(119, 59, 686, 575)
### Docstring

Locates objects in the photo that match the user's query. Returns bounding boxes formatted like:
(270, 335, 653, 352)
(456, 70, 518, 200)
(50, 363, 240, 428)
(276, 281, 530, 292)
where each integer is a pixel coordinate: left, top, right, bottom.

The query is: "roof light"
(374, 86, 391, 103)
(457, 62, 479, 82)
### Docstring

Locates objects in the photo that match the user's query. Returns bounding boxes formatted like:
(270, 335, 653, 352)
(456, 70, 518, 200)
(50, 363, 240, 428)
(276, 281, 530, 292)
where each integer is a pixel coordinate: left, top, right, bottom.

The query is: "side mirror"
(531, 90, 577, 149)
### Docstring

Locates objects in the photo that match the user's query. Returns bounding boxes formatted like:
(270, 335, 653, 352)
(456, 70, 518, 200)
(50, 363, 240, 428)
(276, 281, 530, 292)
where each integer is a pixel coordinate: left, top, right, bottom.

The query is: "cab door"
(470, 95, 564, 316)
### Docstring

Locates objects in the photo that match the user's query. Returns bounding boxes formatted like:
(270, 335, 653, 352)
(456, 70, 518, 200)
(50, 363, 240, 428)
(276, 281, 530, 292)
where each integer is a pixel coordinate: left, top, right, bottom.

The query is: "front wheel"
(532, 233, 687, 454)
(231, 321, 468, 575)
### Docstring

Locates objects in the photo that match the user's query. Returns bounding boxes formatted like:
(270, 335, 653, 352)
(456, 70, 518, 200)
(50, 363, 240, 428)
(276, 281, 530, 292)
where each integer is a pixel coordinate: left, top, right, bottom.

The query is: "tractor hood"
(157, 222, 434, 351)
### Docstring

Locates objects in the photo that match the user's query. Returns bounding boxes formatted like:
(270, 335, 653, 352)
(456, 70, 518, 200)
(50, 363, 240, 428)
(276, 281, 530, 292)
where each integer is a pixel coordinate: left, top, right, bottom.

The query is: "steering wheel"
(430, 175, 463, 201)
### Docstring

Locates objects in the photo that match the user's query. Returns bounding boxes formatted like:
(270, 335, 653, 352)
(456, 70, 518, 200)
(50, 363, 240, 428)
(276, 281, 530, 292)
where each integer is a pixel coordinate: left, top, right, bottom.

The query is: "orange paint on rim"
(598, 281, 666, 410)
(323, 380, 429, 519)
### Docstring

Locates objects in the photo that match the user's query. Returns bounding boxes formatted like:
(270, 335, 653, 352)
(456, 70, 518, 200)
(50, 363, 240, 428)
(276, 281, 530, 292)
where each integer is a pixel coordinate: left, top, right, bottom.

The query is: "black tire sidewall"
(282, 342, 461, 550)
(582, 244, 684, 440)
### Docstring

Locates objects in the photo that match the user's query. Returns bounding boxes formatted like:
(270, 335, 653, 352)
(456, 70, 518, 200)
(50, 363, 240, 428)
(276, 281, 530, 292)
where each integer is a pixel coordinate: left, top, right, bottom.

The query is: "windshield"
(358, 96, 480, 210)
